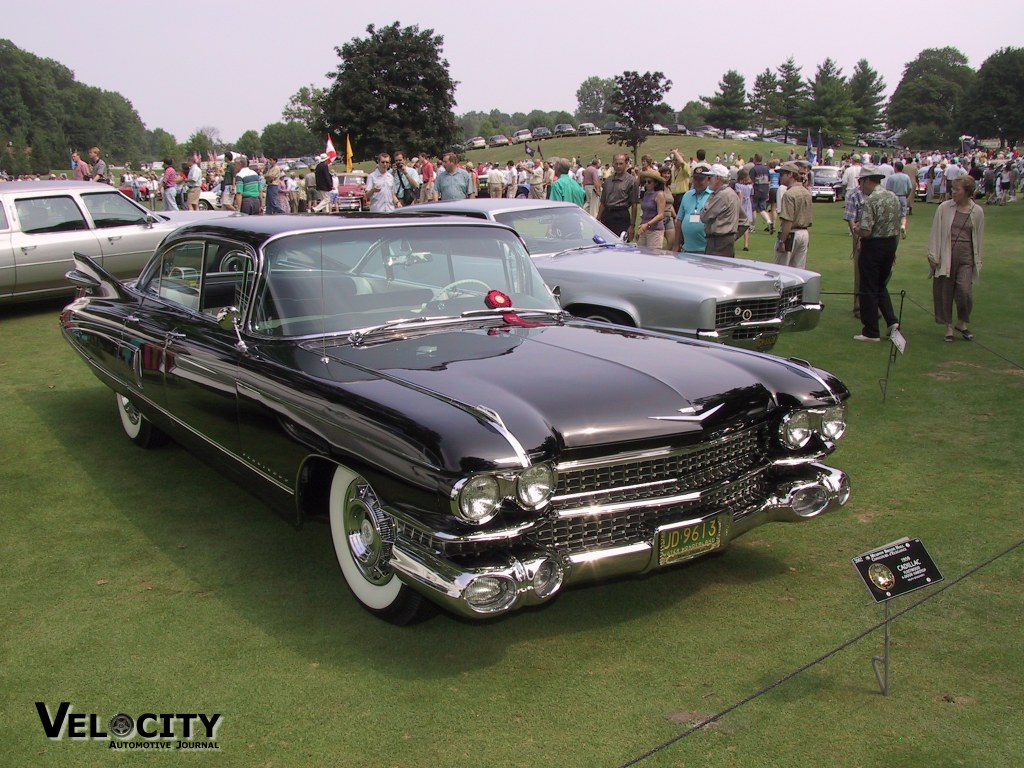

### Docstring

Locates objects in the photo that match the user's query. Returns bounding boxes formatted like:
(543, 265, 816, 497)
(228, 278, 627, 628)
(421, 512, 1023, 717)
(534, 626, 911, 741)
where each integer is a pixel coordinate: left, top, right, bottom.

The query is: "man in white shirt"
(842, 154, 863, 195)
(365, 153, 399, 213)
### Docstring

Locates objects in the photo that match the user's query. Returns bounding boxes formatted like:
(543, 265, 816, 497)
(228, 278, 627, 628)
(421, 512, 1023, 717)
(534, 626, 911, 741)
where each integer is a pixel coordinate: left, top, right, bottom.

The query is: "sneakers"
(853, 334, 881, 342)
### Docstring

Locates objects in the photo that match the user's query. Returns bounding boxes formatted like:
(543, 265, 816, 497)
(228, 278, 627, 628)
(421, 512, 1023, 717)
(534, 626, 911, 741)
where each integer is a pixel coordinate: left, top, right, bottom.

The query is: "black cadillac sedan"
(60, 214, 851, 624)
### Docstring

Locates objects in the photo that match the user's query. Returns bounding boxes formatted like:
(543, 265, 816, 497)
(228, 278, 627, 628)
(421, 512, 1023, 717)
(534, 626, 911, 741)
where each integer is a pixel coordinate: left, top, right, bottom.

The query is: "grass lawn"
(1, 198, 1022, 767)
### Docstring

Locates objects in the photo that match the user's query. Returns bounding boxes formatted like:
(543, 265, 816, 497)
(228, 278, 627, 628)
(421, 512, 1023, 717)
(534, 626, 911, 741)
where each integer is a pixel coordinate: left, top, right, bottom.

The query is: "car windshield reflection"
(251, 225, 559, 337)
(493, 207, 621, 254)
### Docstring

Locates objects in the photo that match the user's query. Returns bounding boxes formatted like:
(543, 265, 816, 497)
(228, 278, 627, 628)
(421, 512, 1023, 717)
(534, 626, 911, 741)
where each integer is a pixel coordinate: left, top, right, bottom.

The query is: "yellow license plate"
(658, 516, 725, 565)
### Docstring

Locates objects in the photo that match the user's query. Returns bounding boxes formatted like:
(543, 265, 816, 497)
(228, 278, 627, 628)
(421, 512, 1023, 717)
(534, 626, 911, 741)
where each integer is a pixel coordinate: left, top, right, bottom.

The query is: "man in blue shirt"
(674, 163, 713, 252)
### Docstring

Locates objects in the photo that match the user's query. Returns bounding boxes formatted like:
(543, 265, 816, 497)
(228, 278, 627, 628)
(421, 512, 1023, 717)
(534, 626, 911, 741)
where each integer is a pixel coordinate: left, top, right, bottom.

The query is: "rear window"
(15, 196, 88, 234)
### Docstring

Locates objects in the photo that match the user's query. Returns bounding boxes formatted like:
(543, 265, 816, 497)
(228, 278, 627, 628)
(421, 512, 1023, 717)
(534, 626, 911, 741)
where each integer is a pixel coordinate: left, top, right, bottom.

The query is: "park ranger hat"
(778, 161, 802, 174)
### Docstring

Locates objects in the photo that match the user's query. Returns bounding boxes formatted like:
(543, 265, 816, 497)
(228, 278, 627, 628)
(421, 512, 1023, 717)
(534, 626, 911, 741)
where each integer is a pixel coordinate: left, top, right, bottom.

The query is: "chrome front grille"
(554, 426, 764, 509)
(531, 472, 767, 555)
(715, 286, 804, 329)
(396, 424, 772, 559)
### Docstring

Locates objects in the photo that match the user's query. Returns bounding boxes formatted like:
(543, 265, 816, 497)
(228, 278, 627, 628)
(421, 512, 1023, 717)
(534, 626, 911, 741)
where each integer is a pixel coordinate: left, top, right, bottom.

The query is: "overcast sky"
(6, 0, 1022, 145)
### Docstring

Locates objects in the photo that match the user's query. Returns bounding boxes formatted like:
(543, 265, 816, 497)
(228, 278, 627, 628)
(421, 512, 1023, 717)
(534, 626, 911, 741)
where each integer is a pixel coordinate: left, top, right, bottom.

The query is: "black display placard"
(852, 538, 943, 603)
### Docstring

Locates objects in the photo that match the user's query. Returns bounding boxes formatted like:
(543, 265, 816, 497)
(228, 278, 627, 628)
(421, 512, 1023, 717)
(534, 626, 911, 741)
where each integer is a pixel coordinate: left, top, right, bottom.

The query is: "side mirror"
(216, 307, 249, 352)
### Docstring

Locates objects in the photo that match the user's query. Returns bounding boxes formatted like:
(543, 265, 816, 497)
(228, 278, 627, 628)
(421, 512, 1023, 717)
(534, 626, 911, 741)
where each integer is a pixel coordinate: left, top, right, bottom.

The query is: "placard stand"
(880, 291, 907, 403)
(852, 537, 943, 696)
(872, 601, 891, 696)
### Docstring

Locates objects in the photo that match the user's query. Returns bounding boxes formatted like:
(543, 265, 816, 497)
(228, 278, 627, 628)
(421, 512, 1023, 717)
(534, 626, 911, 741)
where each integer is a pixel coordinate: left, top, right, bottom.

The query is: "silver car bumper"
(697, 302, 823, 350)
(387, 462, 849, 619)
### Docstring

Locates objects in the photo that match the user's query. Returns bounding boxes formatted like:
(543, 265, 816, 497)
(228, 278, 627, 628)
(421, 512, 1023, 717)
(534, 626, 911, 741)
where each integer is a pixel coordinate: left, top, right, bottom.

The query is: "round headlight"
(458, 475, 501, 524)
(820, 404, 847, 441)
(516, 463, 555, 508)
(780, 410, 812, 450)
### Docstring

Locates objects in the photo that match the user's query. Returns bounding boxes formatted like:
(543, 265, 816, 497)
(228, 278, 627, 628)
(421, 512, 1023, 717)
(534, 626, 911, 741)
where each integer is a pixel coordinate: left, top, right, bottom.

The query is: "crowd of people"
(4, 138, 1018, 345)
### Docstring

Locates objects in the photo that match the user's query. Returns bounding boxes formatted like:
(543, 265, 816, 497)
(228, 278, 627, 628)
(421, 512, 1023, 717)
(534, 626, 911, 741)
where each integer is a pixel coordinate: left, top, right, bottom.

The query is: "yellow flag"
(345, 135, 353, 173)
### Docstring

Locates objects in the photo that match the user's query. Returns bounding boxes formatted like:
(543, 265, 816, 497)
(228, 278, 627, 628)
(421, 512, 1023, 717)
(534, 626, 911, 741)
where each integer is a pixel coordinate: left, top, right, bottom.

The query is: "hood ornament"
(649, 403, 724, 423)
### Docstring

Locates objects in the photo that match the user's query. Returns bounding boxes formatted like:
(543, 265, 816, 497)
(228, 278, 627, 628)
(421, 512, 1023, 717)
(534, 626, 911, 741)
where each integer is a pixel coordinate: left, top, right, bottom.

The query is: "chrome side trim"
(568, 542, 650, 565)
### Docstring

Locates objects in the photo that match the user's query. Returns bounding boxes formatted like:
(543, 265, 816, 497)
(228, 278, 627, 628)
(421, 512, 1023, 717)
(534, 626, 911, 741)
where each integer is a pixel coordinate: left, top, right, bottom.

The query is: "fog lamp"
(792, 485, 829, 517)
(532, 559, 563, 599)
(464, 576, 517, 612)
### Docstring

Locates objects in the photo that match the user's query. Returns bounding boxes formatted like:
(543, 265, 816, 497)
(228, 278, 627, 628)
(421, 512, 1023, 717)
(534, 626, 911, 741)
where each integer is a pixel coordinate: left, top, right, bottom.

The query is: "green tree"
(775, 57, 807, 142)
(261, 121, 317, 158)
(525, 110, 555, 131)
(802, 58, 854, 143)
(235, 130, 261, 159)
(676, 100, 707, 128)
(145, 128, 178, 161)
(750, 69, 780, 135)
(703, 70, 749, 137)
(607, 70, 672, 164)
(320, 22, 459, 160)
(848, 59, 886, 136)
(888, 47, 974, 146)
(575, 76, 616, 123)
(282, 84, 326, 133)
(963, 47, 1024, 146)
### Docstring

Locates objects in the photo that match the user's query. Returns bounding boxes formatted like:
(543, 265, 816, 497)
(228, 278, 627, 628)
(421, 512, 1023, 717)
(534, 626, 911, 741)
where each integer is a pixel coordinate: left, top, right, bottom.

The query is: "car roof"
(399, 198, 582, 217)
(161, 213, 516, 250)
(0, 180, 118, 194)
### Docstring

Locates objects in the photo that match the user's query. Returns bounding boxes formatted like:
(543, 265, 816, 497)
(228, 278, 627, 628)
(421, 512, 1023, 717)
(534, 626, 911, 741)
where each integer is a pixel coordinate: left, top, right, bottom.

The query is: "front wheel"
(328, 466, 430, 624)
(116, 393, 168, 448)
(198, 199, 212, 210)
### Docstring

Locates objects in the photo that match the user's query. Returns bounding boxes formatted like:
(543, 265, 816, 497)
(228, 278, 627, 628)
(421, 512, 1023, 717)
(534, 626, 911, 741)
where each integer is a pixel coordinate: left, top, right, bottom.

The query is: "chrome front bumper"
(698, 303, 823, 350)
(388, 463, 849, 619)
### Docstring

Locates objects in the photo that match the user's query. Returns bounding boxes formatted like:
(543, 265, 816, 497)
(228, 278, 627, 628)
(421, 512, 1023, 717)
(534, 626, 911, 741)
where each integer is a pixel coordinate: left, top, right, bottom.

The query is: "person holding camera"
(392, 152, 420, 206)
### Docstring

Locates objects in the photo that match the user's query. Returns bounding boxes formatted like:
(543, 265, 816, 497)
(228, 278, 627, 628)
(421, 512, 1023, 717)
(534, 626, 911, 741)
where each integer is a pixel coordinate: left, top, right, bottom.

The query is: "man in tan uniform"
(775, 161, 813, 268)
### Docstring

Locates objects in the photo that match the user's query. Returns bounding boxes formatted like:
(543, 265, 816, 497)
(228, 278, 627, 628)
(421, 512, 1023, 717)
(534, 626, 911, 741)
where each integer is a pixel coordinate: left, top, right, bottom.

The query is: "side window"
(14, 196, 88, 234)
(80, 191, 148, 228)
(201, 243, 255, 316)
(0, 202, 8, 230)
(142, 242, 205, 311)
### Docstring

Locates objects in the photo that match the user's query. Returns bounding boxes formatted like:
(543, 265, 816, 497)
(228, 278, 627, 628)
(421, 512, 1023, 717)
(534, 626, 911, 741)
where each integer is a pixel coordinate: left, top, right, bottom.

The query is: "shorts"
(897, 195, 908, 217)
(753, 193, 768, 212)
(186, 186, 200, 206)
(221, 186, 234, 208)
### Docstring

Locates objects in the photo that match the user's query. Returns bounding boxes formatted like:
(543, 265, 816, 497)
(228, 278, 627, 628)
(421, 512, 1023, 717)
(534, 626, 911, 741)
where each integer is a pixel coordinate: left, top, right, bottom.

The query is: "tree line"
(3, 31, 1021, 177)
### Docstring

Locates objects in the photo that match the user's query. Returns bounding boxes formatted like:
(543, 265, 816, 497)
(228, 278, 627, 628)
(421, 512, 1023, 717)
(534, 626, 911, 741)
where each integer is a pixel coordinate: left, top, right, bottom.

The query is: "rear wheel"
(328, 466, 430, 624)
(116, 393, 168, 448)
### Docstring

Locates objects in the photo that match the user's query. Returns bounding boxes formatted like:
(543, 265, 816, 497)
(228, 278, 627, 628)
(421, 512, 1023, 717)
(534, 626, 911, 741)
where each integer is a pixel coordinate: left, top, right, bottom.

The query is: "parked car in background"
(335, 171, 368, 211)
(511, 129, 533, 144)
(602, 121, 627, 133)
(531, 127, 552, 140)
(118, 180, 151, 202)
(553, 123, 576, 137)
(0, 181, 234, 304)
(398, 199, 824, 352)
(576, 122, 601, 136)
(810, 166, 841, 203)
(666, 124, 688, 134)
(61, 214, 851, 624)
(197, 189, 223, 210)
(488, 135, 510, 147)
(650, 124, 670, 134)
(465, 136, 486, 150)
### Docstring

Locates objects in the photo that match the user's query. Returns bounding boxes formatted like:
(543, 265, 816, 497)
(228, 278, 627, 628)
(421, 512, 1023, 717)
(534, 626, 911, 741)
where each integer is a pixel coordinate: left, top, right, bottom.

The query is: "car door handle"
(107, 235, 122, 242)
(125, 314, 140, 322)
(167, 331, 187, 339)
(20, 245, 36, 252)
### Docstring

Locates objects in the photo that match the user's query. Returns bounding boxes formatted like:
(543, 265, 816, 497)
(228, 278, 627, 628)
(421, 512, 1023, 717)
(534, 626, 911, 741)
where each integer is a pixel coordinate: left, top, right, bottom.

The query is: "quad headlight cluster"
(778, 404, 847, 450)
(452, 463, 556, 525)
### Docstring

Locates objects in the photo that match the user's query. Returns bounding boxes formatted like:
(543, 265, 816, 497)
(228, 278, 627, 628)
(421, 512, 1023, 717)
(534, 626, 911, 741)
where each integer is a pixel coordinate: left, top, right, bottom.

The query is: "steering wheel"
(434, 279, 490, 301)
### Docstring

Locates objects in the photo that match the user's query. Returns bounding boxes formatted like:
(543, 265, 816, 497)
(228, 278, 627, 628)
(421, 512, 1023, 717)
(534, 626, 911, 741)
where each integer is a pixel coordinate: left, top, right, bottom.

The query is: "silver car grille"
(715, 287, 803, 329)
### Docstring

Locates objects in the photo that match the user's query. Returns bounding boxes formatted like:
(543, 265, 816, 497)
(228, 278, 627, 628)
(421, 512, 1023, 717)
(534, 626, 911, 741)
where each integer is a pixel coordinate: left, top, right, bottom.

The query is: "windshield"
(493, 206, 620, 254)
(251, 225, 558, 337)
(813, 169, 840, 184)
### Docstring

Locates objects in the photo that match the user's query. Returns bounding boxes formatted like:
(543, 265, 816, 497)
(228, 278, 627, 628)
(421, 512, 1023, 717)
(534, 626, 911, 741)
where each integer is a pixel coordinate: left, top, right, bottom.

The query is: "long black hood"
(318, 320, 845, 465)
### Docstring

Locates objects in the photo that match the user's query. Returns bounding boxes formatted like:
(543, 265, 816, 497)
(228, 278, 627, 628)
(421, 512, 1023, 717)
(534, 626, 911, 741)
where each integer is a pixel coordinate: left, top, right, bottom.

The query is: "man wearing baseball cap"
(775, 161, 813, 268)
(700, 164, 741, 257)
(674, 162, 713, 253)
(853, 166, 902, 342)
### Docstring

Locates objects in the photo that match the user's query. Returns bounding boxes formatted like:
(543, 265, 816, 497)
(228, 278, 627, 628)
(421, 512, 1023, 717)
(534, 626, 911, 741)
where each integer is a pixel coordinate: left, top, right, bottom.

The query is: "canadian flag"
(325, 136, 338, 163)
